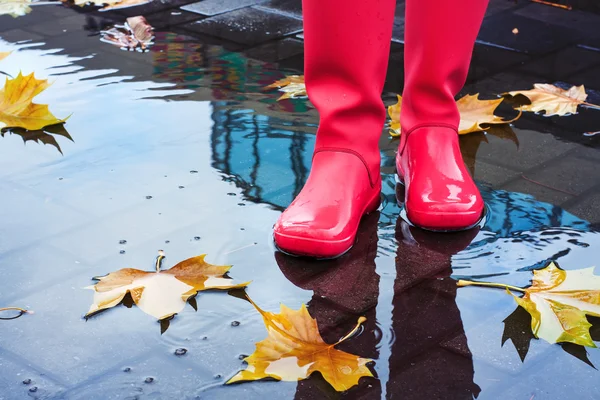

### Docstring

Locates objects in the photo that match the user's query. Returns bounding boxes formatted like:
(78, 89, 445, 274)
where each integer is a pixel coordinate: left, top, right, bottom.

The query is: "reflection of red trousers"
(276, 214, 481, 399)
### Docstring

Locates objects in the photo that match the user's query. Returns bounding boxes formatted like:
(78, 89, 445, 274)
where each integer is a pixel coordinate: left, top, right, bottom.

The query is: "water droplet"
(174, 348, 187, 356)
(123, 367, 131, 373)
(202, 336, 208, 340)
(165, 240, 170, 244)
(238, 354, 247, 360)
(214, 374, 222, 379)
(120, 250, 126, 254)
(227, 193, 236, 196)
(29, 387, 38, 393)
(58, 177, 63, 180)
(22, 379, 31, 385)
(146, 196, 153, 200)
(194, 236, 201, 241)
(178, 186, 185, 189)
(240, 228, 245, 231)
(190, 170, 198, 174)
(119, 240, 127, 245)
(144, 377, 154, 384)
(231, 321, 240, 327)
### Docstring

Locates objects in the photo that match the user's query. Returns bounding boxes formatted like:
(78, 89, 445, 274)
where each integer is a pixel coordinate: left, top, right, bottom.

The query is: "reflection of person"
(389, 220, 481, 399)
(275, 214, 481, 399)
(274, 0, 488, 258)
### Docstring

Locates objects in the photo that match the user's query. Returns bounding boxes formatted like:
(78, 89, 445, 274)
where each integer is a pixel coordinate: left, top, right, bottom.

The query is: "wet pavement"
(1, 0, 600, 399)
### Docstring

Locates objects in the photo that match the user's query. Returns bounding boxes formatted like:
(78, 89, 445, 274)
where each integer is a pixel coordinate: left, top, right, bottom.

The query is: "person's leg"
(273, 0, 395, 258)
(398, 0, 489, 231)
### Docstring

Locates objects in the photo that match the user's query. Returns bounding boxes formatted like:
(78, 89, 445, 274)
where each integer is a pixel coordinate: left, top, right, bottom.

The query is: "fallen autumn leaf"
(459, 262, 600, 348)
(228, 295, 373, 392)
(0, 72, 68, 131)
(85, 252, 250, 321)
(388, 94, 520, 136)
(504, 83, 600, 116)
(100, 16, 155, 51)
(265, 75, 307, 101)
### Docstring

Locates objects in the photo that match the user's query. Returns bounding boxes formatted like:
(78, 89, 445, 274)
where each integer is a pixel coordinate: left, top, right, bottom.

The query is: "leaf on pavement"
(100, 16, 154, 51)
(459, 262, 600, 348)
(0, 72, 68, 131)
(504, 84, 600, 116)
(388, 94, 520, 137)
(227, 297, 373, 392)
(85, 253, 250, 321)
(265, 75, 306, 101)
(0, 0, 36, 17)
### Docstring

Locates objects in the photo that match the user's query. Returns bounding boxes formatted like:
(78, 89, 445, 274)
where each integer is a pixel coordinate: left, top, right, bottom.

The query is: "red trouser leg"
(273, 0, 395, 258)
(397, 0, 489, 231)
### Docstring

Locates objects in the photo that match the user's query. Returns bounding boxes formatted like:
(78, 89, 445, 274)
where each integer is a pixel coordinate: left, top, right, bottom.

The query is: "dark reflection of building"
(210, 105, 312, 210)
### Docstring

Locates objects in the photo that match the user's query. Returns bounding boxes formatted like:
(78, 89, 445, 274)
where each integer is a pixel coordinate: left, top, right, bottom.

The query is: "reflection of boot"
(276, 212, 381, 398)
(273, 0, 395, 259)
(388, 219, 481, 399)
(397, 0, 488, 231)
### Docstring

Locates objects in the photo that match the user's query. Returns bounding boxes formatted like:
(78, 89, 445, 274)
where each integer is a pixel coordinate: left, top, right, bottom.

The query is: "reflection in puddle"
(0, 25, 598, 400)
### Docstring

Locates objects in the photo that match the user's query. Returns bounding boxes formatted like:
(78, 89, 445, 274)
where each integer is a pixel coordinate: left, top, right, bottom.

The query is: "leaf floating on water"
(457, 94, 521, 134)
(504, 84, 600, 116)
(85, 253, 250, 321)
(100, 16, 155, 51)
(265, 75, 307, 101)
(227, 296, 373, 392)
(387, 94, 520, 137)
(0, 72, 68, 131)
(459, 262, 600, 348)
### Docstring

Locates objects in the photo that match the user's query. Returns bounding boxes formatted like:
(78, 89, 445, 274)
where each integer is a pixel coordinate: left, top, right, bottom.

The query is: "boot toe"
(274, 219, 355, 259)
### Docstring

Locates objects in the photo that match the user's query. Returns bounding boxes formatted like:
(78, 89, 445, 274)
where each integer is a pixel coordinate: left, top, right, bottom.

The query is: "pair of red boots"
(274, 0, 489, 259)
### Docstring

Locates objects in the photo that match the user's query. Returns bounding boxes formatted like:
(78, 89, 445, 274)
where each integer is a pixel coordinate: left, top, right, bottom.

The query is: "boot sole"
(273, 189, 381, 260)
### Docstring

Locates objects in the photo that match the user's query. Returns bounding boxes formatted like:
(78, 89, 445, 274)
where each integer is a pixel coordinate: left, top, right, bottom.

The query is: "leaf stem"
(457, 279, 526, 293)
(0, 307, 30, 314)
(581, 101, 600, 111)
(335, 317, 367, 345)
(155, 250, 165, 272)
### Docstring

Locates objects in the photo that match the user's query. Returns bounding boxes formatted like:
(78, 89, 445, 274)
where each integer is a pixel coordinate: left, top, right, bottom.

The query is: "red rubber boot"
(273, 0, 395, 258)
(397, 0, 488, 231)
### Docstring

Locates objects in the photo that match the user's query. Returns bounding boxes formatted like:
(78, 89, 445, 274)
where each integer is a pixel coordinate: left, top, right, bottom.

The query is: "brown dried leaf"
(504, 84, 599, 116)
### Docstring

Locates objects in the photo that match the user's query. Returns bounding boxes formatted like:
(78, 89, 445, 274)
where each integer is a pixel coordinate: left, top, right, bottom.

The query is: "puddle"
(0, 9, 599, 400)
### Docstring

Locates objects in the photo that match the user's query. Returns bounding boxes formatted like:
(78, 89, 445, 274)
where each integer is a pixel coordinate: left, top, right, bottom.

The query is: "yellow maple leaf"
(459, 262, 600, 348)
(227, 298, 373, 392)
(504, 83, 600, 116)
(265, 75, 306, 101)
(86, 254, 250, 320)
(0, 72, 67, 131)
(387, 94, 520, 137)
